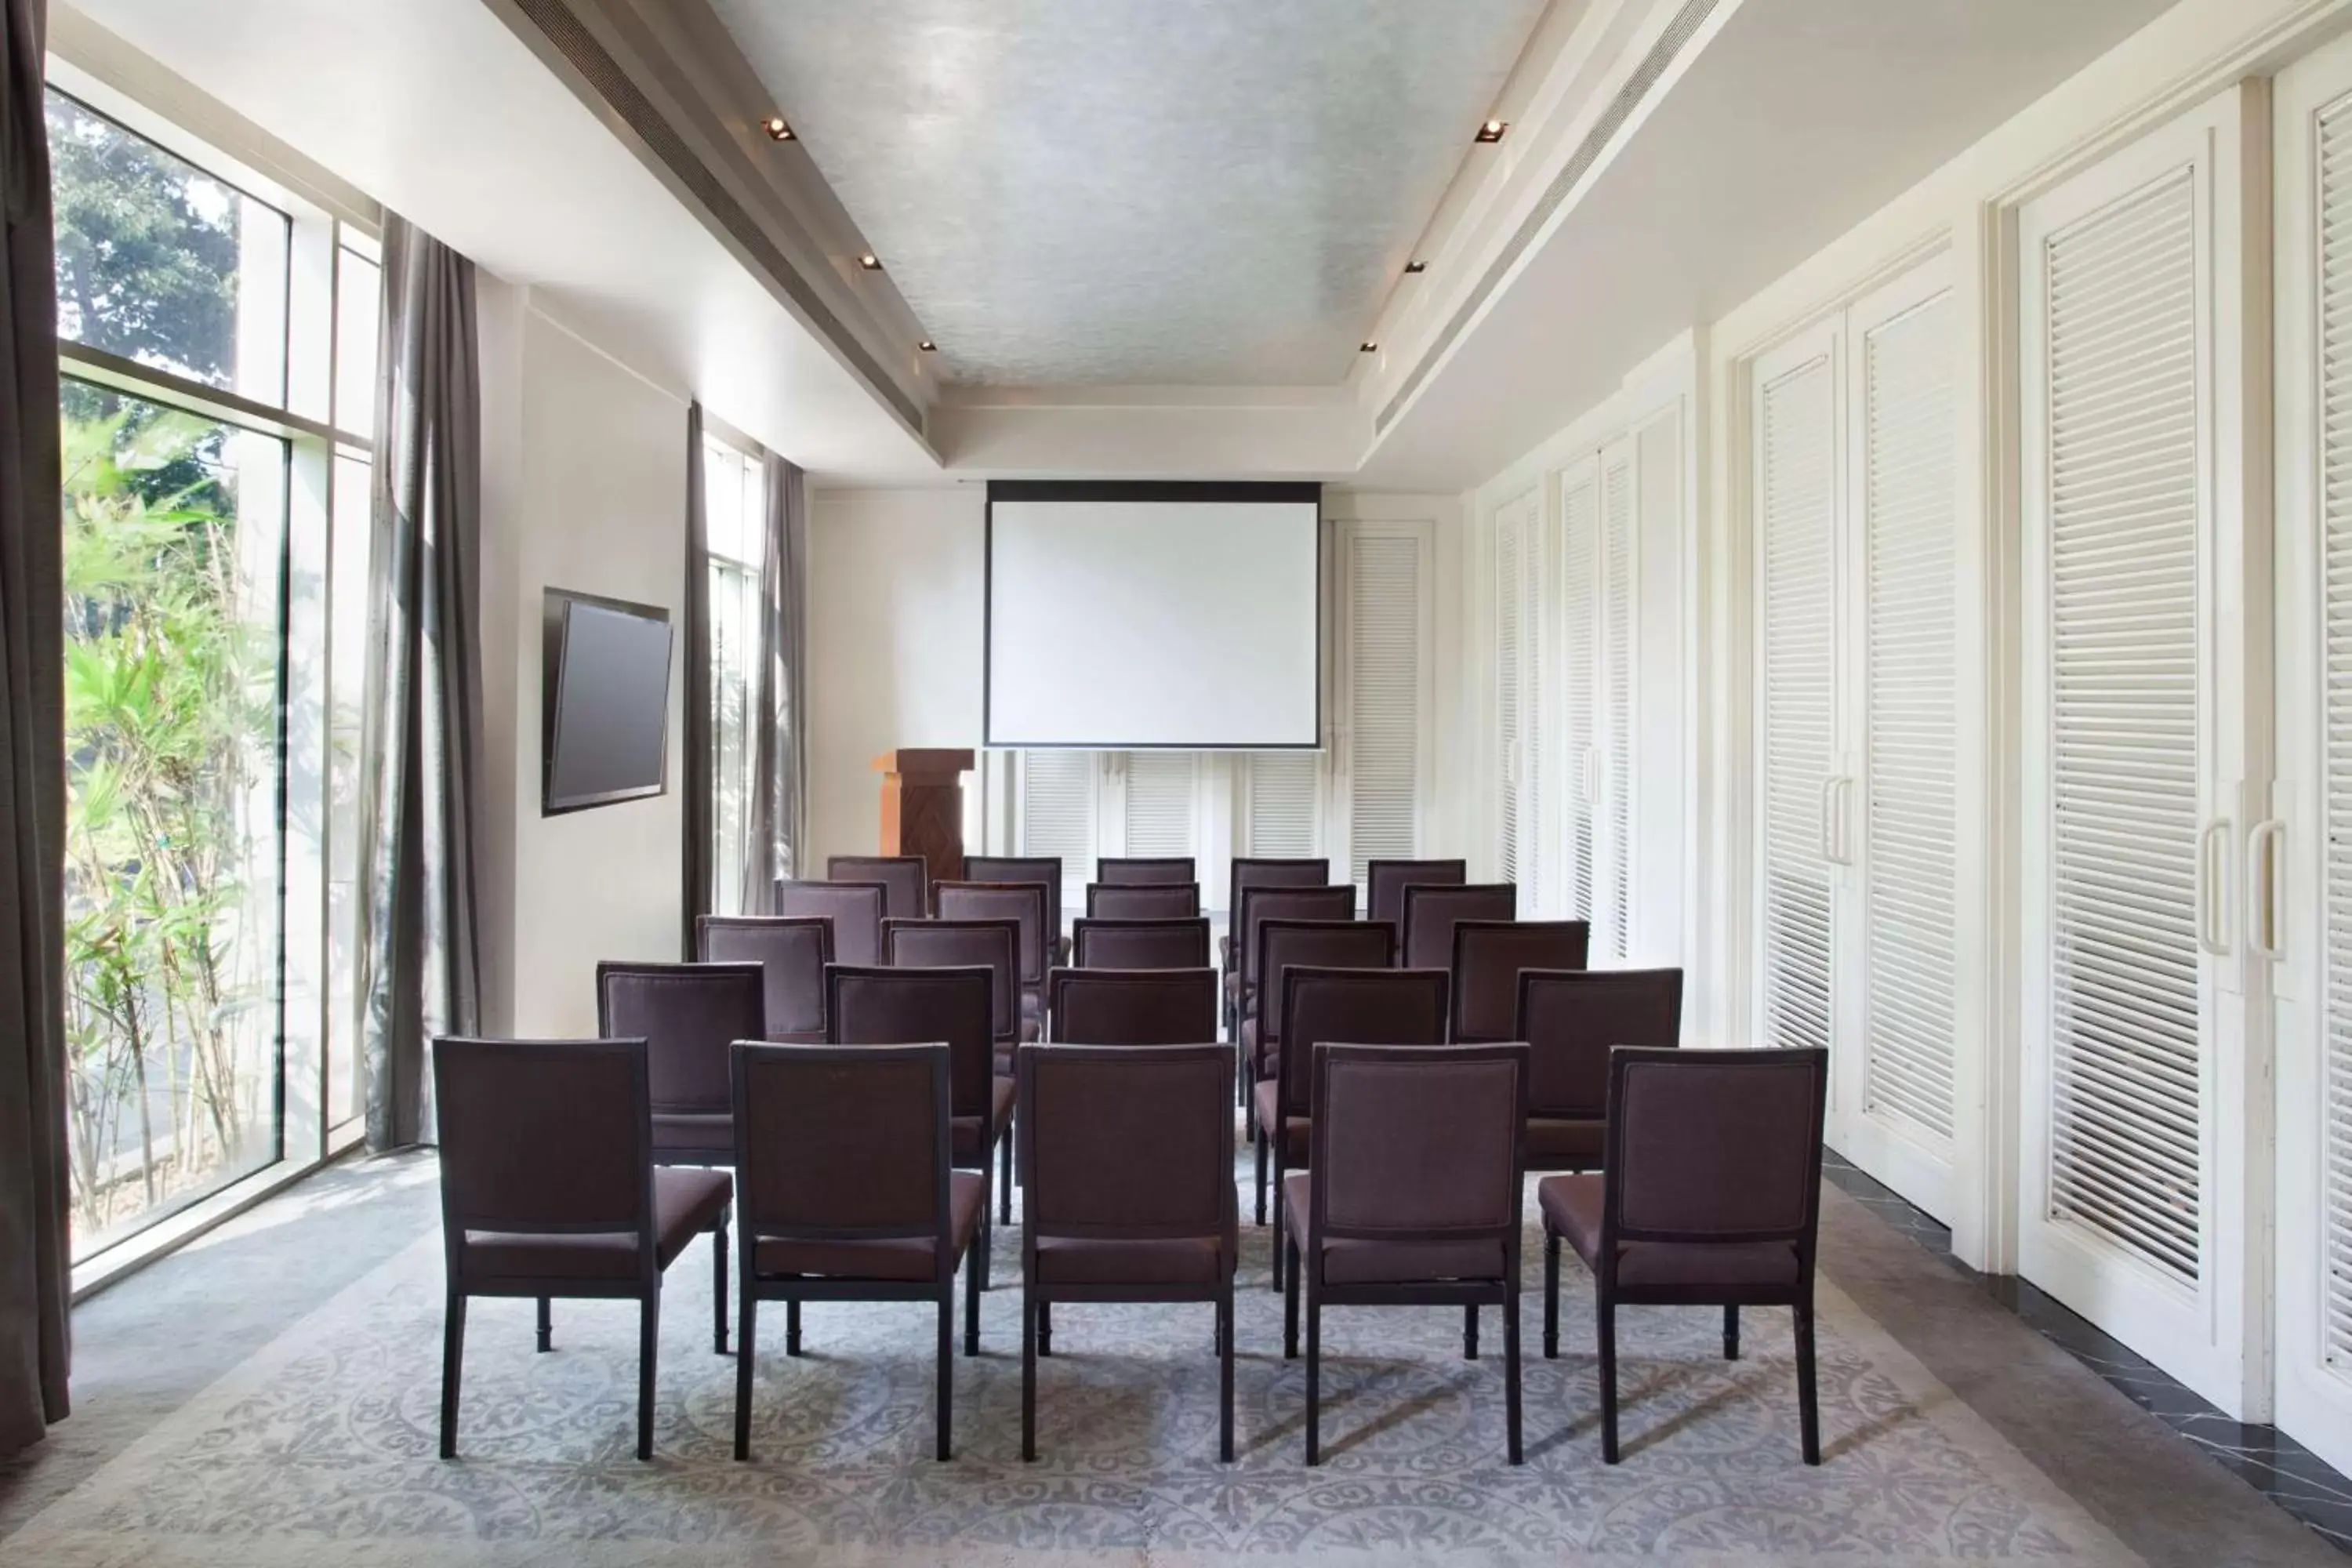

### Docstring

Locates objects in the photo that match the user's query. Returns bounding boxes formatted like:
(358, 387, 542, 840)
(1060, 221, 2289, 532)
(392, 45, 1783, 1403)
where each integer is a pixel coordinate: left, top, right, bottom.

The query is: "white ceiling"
(708, 0, 1547, 388)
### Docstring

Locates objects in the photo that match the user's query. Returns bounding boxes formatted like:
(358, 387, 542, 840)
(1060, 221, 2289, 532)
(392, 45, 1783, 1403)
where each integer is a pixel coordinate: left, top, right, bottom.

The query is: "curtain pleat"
(682, 404, 712, 949)
(359, 216, 484, 1151)
(748, 454, 807, 898)
(0, 0, 69, 1457)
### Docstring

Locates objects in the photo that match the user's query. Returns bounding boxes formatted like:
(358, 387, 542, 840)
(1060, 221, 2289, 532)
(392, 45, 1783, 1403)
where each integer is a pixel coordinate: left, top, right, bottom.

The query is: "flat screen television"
(542, 588, 674, 816)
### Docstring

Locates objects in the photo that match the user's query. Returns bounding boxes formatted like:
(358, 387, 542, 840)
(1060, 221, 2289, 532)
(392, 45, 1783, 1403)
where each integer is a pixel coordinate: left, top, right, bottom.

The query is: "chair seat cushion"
(652, 1110, 733, 1158)
(1280, 1172, 1504, 1286)
(1250, 1079, 1308, 1161)
(1523, 1116, 1605, 1166)
(1538, 1174, 1802, 1290)
(952, 1077, 1017, 1167)
(753, 1170, 986, 1283)
(1033, 1234, 1231, 1286)
(1020, 1015, 1042, 1042)
(462, 1167, 732, 1283)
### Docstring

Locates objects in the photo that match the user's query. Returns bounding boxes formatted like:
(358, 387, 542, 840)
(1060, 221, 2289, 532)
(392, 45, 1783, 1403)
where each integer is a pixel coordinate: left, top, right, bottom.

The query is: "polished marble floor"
(1820, 1149, 2352, 1553)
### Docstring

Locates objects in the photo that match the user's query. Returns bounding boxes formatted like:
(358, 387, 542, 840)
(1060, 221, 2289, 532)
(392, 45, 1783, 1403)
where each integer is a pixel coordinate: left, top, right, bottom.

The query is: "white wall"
(476, 286, 690, 1036)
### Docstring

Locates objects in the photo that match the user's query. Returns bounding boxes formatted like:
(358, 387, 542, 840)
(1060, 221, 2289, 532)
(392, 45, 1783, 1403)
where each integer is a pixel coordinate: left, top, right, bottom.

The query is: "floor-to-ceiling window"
(702, 430, 767, 912)
(49, 72, 379, 1265)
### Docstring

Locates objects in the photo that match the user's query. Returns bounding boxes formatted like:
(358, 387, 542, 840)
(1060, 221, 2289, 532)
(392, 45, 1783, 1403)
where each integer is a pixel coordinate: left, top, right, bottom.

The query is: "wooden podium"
(873, 749, 974, 890)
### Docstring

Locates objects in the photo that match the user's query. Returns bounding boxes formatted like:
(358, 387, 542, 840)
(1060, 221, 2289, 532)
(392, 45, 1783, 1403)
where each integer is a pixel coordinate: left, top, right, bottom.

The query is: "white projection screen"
(985, 483, 1321, 749)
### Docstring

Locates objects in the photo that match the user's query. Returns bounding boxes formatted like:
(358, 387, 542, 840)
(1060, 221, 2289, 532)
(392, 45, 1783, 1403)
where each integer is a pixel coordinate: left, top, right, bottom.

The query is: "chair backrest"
(595, 961, 766, 1118)
(828, 855, 929, 920)
(1308, 1042, 1528, 1260)
(1237, 884, 1356, 991)
(934, 880, 1047, 985)
(696, 916, 831, 1040)
(1400, 882, 1517, 970)
(772, 879, 887, 967)
(1257, 920, 1396, 1049)
(1096, 855, 1196, 885)
(962, 855, 1062, 958)
(731, 1041, 951, 1270)
(1070, 916, 1213, 970)
(1046, 967, 1218, 1044)
(1229, 856, 1331, 920)
(1603, 1047, 1827, 1261)
(434, 1036, 652, 1269)
(884, 917, 1019, 1041)
(827, 964, 995, 1120)
(1451, 920, 1591, 1043)
(1367, 858, 1468, 931)
(1018, 1043, 1232, 1245)
(1519, 967, 1684, 1120)
(1087, 881, 1201, 920)
(1276, 966, 1450, 1117)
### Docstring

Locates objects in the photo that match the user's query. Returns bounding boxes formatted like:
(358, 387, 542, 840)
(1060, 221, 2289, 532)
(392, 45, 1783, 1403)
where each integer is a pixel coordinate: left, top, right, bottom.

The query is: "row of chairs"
(435, 1023, 1827, 1468)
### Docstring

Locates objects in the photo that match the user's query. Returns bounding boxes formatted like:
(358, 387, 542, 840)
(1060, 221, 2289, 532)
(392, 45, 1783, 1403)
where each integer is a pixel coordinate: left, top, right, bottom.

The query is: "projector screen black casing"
(983, 479, 1323, 750)
(541, 587, 675, 816)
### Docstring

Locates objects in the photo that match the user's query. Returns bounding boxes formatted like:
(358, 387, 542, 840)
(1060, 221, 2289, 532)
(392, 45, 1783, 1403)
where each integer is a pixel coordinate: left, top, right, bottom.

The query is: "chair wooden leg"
(535, 1294, 551, 1354)
(1254, 1129, 1268, 1226)
(935, 1295, 955, 1461)
(1464, 1302, 1479, 1361)
(1543, 1233, 1559, 1359)
(733, 1290, 757, 1462)
(1038, 1298, 1053, 1356)
(1305, 1287, 1323, 1467)
(1022, 1290, 1039, 1462)
(1597, 1295, 1619, 1465)
(977, 1193, 993, 1293)
(1269, 1147, 1286, 1293)
(1283, 1236, 1300, 1359)
(786, 1298, 802, 1357)
(998, 1131, 1014, 1225)
(713, 1219, 729, 1355)
(1723, 1303, 1740, 1362)
(439, 1289, 466, 1461)
(1795, 1295, 1820, 1465)
(636, 1294, 659, 1461)
(1218, 1286, 1236, 1464)
(1504, 1287, 1523, 1466)
(964, 1245, 982, 1358)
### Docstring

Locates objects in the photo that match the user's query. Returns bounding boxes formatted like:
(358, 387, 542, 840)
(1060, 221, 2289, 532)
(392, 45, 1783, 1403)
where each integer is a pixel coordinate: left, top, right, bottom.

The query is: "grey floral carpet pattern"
(7, 1175, 2140, 1567)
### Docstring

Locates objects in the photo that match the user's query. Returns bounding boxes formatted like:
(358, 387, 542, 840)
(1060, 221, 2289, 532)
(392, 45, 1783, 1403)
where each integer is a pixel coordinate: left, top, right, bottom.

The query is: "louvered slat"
(2318, 96, 2352, 1367)
(1761, 354, 1835, 1057)
(2042, 168, 2203, 1287)
(1347, 535, 1421, 886)
(1495, 498, 1526, 884)
(1123, 752, 1196, 858)
(1247, 751, 1320, 857)
(1561, 467, 1599, 923)
(1021, 750, 1096, 866)
(1602, 447, 1635, 957)
(1862, 291, 1959, 1142)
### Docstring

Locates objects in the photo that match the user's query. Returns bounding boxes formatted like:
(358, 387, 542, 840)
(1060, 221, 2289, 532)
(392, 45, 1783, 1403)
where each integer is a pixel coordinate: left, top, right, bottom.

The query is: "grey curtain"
(0, 0, 70, 1457)
(358, 216, 484, 1151)
(681, 403, 712, 949)
(743, 454, 806, 901)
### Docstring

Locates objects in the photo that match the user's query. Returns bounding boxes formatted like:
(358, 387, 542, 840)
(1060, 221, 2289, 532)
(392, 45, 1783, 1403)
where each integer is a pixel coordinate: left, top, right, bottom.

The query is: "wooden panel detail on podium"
(874, 749, 974, 891)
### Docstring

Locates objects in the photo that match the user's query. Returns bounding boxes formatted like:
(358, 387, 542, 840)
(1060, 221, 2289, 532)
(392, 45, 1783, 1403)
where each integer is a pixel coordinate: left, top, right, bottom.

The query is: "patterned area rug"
(8, 1177, 2140, 1566)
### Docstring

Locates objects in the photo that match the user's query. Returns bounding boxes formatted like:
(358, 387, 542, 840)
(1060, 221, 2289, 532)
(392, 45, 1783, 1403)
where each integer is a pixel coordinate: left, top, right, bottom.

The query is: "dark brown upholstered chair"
(728, 1041, 982, 1462)
(885, 916, 1029, 1074)
(1367, 858, 1468, 931)
(829, 964, 1014, 1243)
(1540, 1046, 1828, 1465)
(1070, 916, 1212, 971)
(697, 915, 831, 1042)
(1046, 967, 1218, 1044)
(1254, 967, 1450, 1273)
(1221, 857, 1330, 1025)
(774, 879, 887, 968)
(596, 960, 762, 1352)
(935, 880, 1049, 1033)
(1282, 1041, 1529, 1467)
(1016, 1042, 1237, 1462)
(1235, 884, 1357, 1022)
(1243, 919, 1396, 1105)
(1086, 881, 1201, 920)
(434, 1036, 731, 1461)
(1401, 882, 1517, 971)
(1519, 967, 1682, 1182)
(829, 854, 930, 920)
(1096, 855, 1196, 884)
(963, 855, 1065, 963)
(1451, 920, 1592, 1043)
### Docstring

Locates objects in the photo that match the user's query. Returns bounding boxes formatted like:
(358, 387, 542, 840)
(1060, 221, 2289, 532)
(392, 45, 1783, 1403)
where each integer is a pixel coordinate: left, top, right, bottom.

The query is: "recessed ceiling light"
(1403, 260, 1428, 274)
(1359, 340, 1380, 353)
(918, 339, 937, 351)
(857, 253, 882, 270)
(1474, 118, 1508, 143)
(763, 115, 794, 141)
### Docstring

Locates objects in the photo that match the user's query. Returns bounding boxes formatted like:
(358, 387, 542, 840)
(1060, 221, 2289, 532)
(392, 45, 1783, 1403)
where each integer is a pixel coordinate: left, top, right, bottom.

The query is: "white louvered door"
(1244, 751, 1321, 858)
(1598, 437, 1638, 958)
(2274, 39, 2352, 1472)
(1755, 328, 1840, 1064)
(2019, 92, 2265, 1417)
(1018, 750, 1098, 906)
(1558, 459, 1601, 925)
(1493, 488, 1538, 886)
(1113, 752, 1198, 859)
(1333, 519, 1432, 887)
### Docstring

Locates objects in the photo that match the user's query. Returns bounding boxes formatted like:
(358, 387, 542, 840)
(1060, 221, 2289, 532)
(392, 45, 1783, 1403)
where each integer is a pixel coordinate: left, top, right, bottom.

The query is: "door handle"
(2195, 818, 2233, 957)
(1584, 746, 1601, 802)
(2248, 818, 2285, 963)
(1819, 776, 1838, 865)
(1834, 775, 1857, 866)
